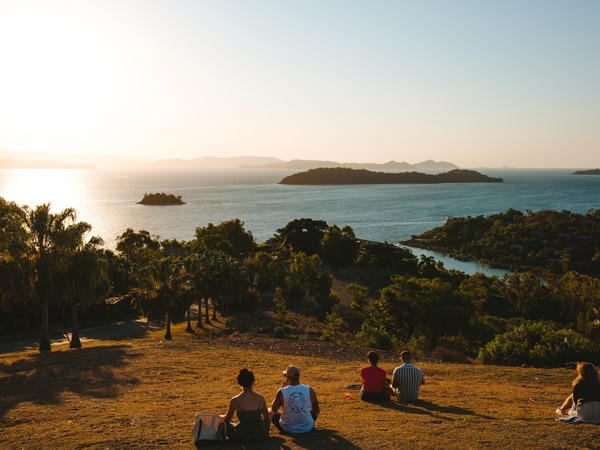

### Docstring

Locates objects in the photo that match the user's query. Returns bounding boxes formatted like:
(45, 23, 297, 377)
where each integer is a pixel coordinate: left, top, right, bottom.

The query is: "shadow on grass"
(0, 344, 140, 420)
(365, 398, 495, 421)
(189, 429, 358, 449)
(212, 429, 360, 450)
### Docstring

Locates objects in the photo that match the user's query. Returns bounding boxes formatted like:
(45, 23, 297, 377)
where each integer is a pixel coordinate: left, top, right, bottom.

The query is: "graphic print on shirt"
(288, 391, 310, 414)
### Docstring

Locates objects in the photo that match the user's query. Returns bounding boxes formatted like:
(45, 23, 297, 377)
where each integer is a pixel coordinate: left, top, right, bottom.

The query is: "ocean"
(1, 168, 599, 269)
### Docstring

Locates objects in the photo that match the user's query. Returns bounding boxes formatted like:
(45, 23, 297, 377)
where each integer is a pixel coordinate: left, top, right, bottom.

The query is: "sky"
(0, 0, 598, 168)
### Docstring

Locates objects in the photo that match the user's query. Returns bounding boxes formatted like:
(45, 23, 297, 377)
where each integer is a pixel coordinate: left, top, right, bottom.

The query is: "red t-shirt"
(360, 365, 387, 392)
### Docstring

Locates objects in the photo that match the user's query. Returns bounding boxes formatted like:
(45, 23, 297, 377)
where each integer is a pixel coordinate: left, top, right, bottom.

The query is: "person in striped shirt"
(391, 351, 425, 403)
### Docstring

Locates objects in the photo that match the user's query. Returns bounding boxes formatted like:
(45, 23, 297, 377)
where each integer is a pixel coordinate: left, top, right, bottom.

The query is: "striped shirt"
(392, 362, 424, 402)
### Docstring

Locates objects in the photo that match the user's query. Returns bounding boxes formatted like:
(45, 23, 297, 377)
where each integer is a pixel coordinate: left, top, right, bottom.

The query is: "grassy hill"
(0, 321, 597, 449)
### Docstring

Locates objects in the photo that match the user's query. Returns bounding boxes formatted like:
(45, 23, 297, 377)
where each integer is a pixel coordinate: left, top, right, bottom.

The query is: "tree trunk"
(69, 303, 82, 348)
(205, 297, 211, 324)
(164, 309, 172, 340)
(185, 306, 193, 333)
(39, 297, 51, 352)
(212, 298, 218, 321)
(196, 298, 204, 328)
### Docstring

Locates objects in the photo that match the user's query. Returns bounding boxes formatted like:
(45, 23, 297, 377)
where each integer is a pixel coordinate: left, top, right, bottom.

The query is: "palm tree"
(23, 203, 82, 352)
(64, 242, 110, 348)
(139, 257, 187, 340)
(0, 199, 32, 332)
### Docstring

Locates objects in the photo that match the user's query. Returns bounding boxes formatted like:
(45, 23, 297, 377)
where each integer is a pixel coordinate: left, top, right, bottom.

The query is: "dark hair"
(400, 351, 412, 361)
(236, 368, 255, 388)
(367, 351, 379, 364)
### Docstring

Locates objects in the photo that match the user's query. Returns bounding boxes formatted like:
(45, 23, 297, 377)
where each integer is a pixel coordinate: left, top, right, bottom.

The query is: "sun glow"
(0, 4, 119, 153)
(0, 169, 86, 212)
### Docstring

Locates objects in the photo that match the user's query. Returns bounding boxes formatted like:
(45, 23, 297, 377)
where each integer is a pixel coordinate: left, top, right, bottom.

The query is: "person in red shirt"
(359, 351, 391, 401)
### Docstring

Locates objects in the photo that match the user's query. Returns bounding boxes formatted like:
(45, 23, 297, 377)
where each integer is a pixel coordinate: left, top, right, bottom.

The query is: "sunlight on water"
(0, 169, 87, 211)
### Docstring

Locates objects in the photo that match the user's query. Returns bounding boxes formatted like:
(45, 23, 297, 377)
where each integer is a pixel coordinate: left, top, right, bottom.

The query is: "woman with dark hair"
(359, 351, 391, 401)
(222, 368, 270, 442)
(557, 362, 600, 422)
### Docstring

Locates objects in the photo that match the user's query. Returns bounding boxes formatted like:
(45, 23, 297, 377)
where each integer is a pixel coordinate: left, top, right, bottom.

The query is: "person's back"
(271, 365, 319, 434)
(574, 378, 600, 405)
(392, 351, 425, 403)
(279, 383, 314, 433)
(222, 368, 270, 442)
(360, 351, 390, 401)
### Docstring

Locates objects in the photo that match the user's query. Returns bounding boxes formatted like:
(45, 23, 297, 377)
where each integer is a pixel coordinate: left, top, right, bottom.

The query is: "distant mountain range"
(0, 148, 459, 171)
(0, 158, 95, 169)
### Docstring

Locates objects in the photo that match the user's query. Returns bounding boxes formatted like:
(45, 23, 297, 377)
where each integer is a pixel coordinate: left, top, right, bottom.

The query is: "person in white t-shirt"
(270, 365, 320, 434)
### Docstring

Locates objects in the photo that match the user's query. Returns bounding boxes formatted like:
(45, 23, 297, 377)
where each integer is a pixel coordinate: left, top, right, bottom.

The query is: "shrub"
(430, 347, 474, 364)
(356, 323, 397, 350)
(478, 320, 600, 367)
(236, 288, 262, 312)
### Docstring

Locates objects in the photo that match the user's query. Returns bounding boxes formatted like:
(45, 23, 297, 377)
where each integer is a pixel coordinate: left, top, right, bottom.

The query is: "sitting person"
(222, 368, 270, 442)
(270, 365, 320, 434)
(557, 362, 600, 422)
(392, 350, 425, 403)
(360, 351, 391, 401)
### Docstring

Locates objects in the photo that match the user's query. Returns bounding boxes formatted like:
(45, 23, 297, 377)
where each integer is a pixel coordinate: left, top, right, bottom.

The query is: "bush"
(356, 323, 398, 350)
(478, 320, 600, 367)
(236, 288, 262, 312)
(273, 326, 285, 339)
(430, 347, 474, 364)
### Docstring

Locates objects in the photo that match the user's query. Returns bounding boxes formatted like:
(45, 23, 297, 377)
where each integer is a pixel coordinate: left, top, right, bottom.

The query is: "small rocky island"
(279, 167, 503, 185)
(137, 193, 185, 205)
(573, 169, 600, 175)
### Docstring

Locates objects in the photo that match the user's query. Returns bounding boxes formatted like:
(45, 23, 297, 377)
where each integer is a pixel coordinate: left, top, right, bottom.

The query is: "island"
(573, 169, 600, 175)
(137, 193, 185, 205)
(279, 167, 503, 185)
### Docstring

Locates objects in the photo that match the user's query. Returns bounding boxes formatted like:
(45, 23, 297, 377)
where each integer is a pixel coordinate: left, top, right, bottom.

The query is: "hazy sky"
(0, 0, 598, 168)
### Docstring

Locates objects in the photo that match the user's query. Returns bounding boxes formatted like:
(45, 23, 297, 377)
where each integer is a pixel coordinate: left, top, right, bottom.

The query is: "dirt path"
(0, 319, 160, 353)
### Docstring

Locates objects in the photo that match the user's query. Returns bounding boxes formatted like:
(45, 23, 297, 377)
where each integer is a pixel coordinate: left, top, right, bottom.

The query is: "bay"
(1, 168, 599, 275)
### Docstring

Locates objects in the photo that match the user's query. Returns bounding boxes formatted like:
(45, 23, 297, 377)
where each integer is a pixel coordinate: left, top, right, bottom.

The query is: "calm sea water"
(1, 168, 599, 272)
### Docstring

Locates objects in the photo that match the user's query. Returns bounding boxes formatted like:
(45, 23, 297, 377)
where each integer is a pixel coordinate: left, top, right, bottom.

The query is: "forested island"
(279, 167, 503, 185)
(573, 169, 600, 175)
(137, 192, 185, 205)
(402, 208, 600, 276)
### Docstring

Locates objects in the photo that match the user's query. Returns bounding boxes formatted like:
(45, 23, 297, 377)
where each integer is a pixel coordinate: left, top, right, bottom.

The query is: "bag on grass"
(192, 413, 226, 447)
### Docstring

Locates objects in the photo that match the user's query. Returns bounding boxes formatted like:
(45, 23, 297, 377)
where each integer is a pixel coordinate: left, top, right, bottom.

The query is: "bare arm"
(270, 389, 284, 413)
(222, 398, 235, 422)
(260, 395, 270, 422)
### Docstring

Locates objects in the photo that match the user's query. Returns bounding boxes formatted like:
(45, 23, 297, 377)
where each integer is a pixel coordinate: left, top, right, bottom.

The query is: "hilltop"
(0, 321, 594, 449)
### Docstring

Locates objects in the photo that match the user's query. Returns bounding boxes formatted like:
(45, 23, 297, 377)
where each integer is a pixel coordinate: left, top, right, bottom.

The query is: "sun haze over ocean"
(0, 0, 598, 169)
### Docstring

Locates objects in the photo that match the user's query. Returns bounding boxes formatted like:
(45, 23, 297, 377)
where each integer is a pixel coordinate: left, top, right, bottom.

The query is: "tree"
(23, 203, 88, 351)
(346, 282, 370, 320)
(0, 199, 32, 333)
(191, 219, 255, 257)
(139, 256, 187, 340)
(289, 252, 338, 317)
(115, 229, 161, 288)
(321, 225, 359, 269)
(64, 244, 110, 348)
(363, 275, 473, 351)
(276, 218, 328, 255)
(245, 251, 286, 292)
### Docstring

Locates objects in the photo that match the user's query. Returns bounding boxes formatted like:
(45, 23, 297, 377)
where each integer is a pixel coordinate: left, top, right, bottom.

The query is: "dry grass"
(0, 321, 597, 450)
